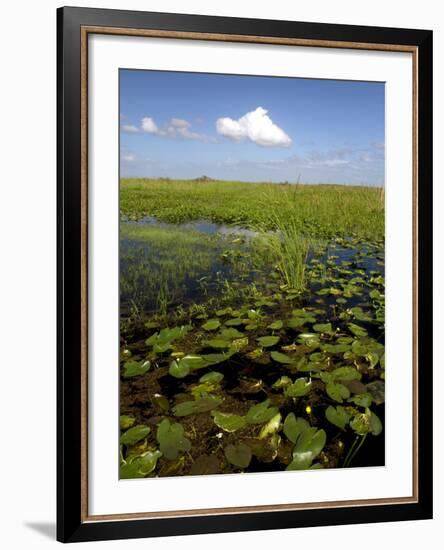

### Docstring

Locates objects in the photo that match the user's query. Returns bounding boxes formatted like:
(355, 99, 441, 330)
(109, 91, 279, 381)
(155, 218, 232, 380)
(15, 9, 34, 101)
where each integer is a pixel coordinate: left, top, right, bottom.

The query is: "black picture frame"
(57, 6, 433, 543)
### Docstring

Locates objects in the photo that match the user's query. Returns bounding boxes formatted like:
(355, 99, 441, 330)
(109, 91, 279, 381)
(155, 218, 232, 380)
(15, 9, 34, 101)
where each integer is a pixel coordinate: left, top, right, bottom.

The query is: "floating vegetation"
(119, 179, 385, 479)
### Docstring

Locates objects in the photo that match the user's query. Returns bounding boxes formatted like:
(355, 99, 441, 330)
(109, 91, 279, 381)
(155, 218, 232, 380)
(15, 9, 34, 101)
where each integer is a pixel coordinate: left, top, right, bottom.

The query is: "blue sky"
(120, 69, 385, 185)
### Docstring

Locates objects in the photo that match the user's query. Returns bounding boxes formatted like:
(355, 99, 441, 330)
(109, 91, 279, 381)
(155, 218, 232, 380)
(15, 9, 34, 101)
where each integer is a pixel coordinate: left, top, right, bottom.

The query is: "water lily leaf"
(152, 393, 170, 412)
(297, 333, 320, 348)
(146, 325, 191, 349)
(294, 427, 326, 457)
(169, 359, 190, 378)
(368, 409, 383, 436)
(212, 411, 247, 432)
(270, 351, 295, 365)
(256, 335, 280, 348)
(202, 319, 221, 331)
(366, 352, 379, 368)
(366, 380, 385, 405)
(246, 399, 278, 424)
(268, 320, 283, 330)
(286, 451, 313, 470)
(201, 352, 232, 367)
(322, 343, 350, 353)
(221, 328, 244, 340)
(347, 323, 368, 337)
(331, 366, 362, 381)
(199, 371, 224, 384)
(283, 413, 309, 444)
(259, 413, 282, 439)
(190, 454, 220, 475)
(313, 322, 334, 335)
(122, 360, 151, 378)
(204, 339, 231, 349)
(225, 442, 252, 468)
(173, 396, 222, 416)
(120, 415, 135, 430)
(325, 405, 350, 429)
(285, 377, 312, 397)
(350, 307, 373, 321)
(348, 392, 373, 408)
(326, 382, 350, 403)
(156, 418, 191, 460)
(120, 450, 162, 479)
(288, 317, 306, 329)
(120, 425, 151, 446)
(225, 318, 244, 326)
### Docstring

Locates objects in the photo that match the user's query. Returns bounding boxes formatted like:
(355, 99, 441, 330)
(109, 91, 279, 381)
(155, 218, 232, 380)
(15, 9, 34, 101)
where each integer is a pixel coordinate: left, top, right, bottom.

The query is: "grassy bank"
(120, 178, 385, 241)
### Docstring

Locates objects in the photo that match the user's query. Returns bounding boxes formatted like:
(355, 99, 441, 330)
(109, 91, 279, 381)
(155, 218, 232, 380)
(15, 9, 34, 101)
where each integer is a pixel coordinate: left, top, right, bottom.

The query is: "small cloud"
(216, 107, 291, 147)
(122, 124, 139, 133)
(141, 117, 158, 134)
(138, 116, 214, 142)
(122, 153, 136, 162)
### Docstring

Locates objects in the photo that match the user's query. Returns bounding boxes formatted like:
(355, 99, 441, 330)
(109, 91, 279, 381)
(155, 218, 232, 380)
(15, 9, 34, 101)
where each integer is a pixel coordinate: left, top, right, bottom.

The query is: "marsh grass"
(120, 178, 385, 241)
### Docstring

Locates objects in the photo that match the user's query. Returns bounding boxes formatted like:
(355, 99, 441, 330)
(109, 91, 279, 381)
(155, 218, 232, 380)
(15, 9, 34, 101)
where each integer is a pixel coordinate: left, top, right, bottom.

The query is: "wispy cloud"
(122, 124, 140, 133)
(216, 107, 291, 148)
(122, 116, 214, 142)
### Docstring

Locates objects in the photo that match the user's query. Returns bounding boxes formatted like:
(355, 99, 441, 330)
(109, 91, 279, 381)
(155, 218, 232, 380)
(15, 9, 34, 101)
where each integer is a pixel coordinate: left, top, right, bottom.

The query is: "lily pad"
(268, 320, 283, 330)
(331, 366, 362, 381)
(285, 377, 312, 398)
(120, 415, 136, 430)
(259, 412, 282, 439)
(326, 382, 350, 403)
(325, 405, 350, 429)
(173, 396, 222, 417)
(246, 399, 279, 424)
(283, 413, 310, 444)
(212, 411, 247, 432)
(156, 418, 191, 460)
(120, 425, 151, 446)
(120, 450, 162, 479)
(256, 335, 280, 348)
(270, 351, 295, 365)
(122, 360, 151, 378)
(199, 371, 224, 384)
(202, 319, 221, 331)
(225, 442, 252, 468)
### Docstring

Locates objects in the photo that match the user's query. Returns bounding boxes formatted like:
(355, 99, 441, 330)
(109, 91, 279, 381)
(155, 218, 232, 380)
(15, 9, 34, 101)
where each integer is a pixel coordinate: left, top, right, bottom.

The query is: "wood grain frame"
(57, 6, 433, 542)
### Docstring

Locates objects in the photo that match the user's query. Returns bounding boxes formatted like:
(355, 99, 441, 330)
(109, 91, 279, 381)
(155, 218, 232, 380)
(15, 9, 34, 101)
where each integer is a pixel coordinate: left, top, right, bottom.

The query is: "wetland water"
(119, 209, 385, 478)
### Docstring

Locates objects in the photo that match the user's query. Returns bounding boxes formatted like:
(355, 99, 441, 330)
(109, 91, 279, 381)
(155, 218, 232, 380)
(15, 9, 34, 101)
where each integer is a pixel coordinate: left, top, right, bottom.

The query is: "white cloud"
(216, 107, 291, 147)
(122, 124, 139, 133)
(141, 117, 159, 133)
(138, 116, 213, 141)
(122, 153, 136, 162)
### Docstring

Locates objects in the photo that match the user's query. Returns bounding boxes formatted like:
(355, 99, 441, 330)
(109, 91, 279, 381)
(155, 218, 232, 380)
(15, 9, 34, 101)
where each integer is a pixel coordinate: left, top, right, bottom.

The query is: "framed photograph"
(57, 6, 433, 543)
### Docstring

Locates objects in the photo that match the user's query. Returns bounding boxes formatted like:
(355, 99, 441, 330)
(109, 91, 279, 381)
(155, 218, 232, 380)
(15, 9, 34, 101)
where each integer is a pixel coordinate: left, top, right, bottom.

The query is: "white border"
(88, 34, 412, 516)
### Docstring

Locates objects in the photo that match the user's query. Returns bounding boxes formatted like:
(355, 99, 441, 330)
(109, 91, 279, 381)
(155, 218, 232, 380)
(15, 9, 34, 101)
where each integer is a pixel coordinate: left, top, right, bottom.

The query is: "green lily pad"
(221, 328, 244, 339)
(313, 322, 334, 335)
(331, 366, 362, 381)
(259, 412, 282, 439)
(120, 415, 136, 430)
(270, 351, 295, 365)
(268, 320, 283, 330)
(348, 393, 373, 408)
(272, 375, 293, 389)
(225, 442, 252, 468)
(325, 405, 350, 429)
(246, 399, 278, 424)
(256, 335, 280, 348)
(156, 418, 191, 460)
(283, 413, 310, 444)
(212, 411, 247, 432)
(204, 339, 231, 349)
(347, 323, 368, 337)
(120, 425, 151, 446)
(199, 371, 224, 384)
(326, 382, 350, 403)
(122, 360, 151, 378)
(173, 396, 222, 417)
(285, 377, 312, 397)
(202, 319, 221, 331)
(120, 450, 162, 479)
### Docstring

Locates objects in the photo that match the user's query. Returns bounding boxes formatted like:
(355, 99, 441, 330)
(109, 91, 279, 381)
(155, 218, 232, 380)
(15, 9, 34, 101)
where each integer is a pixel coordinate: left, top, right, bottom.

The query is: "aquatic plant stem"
(343, 433, 368, 468)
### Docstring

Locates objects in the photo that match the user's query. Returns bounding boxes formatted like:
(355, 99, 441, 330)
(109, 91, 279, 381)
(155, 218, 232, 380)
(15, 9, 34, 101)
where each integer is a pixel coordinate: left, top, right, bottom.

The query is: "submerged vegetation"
(119, 178, 385, 479)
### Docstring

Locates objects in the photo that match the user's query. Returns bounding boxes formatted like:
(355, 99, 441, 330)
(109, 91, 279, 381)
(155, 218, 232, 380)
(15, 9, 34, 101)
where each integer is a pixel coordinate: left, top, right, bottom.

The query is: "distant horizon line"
(119, 176, 384, 188)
